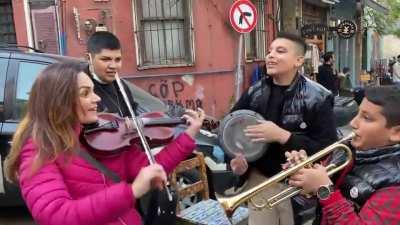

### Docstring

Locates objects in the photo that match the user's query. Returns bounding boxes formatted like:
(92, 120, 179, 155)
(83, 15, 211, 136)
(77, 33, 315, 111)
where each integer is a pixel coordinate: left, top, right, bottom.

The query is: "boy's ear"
(86, 53, 95, 74)
(86, 52, 97, 63)
(389, 125, 400, 143)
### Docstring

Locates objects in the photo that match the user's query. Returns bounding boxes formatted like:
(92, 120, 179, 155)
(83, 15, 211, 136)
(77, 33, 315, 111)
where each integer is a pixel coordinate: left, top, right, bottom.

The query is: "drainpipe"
(354, 0, 363, 85)
(54, 0, 64, 55)
(23, 0, 34, 48)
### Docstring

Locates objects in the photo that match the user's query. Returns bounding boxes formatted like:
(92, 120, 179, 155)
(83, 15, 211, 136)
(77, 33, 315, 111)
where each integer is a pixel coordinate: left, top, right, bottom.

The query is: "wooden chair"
(170, 152, 209, 212)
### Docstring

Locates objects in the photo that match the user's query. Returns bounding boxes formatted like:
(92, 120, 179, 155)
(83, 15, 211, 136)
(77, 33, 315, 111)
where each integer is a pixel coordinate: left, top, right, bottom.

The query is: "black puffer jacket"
(231, 74, 337, 176)
(313, 144, 400, 224)
(340, 144, 400, 211)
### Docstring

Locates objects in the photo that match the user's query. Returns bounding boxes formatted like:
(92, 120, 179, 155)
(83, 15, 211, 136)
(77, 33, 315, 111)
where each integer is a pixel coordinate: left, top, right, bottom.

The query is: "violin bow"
(114, 73, 173, 201)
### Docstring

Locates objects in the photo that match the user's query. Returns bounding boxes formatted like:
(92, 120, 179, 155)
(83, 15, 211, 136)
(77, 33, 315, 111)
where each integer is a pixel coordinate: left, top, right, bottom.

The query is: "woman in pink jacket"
(4, 62, 205, 225)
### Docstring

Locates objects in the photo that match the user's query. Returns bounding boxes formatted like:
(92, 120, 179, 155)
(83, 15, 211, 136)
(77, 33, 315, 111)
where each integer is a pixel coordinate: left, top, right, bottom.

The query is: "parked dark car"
(0, 48, 93, 206)
(0, 47, 235, 208)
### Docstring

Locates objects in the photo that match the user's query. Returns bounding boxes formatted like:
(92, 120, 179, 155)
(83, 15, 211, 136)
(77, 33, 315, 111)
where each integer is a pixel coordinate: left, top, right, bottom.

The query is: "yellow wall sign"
(360, 73, 371, 82)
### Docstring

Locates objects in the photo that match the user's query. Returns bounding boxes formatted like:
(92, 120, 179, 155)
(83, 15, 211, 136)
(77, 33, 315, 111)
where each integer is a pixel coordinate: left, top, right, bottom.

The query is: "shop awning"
(363, 0, 389, 15)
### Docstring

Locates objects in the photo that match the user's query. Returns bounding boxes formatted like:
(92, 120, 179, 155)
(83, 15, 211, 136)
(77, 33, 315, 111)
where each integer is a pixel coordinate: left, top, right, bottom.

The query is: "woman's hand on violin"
(131, 164, 167, 199)
(183, 108, 206, 139)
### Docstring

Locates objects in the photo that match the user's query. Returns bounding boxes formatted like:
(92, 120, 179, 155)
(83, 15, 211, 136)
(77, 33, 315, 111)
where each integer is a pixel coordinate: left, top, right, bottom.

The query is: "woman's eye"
(80, 90, 89, 97)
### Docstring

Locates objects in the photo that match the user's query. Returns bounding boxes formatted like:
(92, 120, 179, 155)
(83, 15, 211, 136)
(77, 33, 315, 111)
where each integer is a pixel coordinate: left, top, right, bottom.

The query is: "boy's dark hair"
(87, 31, 121, 54)
(276, 32, 307, 56)
(323, 52, 334, 63)
(364, 85, 400, 127)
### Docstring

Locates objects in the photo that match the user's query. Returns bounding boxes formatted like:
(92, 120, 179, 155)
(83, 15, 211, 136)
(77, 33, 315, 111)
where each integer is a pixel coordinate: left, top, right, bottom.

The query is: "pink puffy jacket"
(18, 133, 196, 225)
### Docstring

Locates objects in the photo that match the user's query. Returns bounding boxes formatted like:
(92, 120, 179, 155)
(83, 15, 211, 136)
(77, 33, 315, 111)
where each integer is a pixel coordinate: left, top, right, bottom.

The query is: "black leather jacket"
(85, 67, 138, 117)
(231, 74, 337, 176)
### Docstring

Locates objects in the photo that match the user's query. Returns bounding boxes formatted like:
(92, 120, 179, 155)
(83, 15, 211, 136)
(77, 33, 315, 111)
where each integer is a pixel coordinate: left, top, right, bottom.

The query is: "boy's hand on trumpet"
(283, 150, 333, 194)
(288, 164, 332, 194)
(282, 150, 307, 169)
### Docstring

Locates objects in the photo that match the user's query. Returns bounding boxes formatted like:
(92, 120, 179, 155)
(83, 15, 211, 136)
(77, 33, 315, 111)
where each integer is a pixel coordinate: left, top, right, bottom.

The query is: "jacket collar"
(355, 144, 400, 164)
(265, 72, 303, 96)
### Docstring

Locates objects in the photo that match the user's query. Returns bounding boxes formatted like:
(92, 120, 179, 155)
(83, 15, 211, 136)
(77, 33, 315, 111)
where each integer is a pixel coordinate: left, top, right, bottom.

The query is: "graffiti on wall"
(146, 78, 222, 131)
(148, 79, 203, 110)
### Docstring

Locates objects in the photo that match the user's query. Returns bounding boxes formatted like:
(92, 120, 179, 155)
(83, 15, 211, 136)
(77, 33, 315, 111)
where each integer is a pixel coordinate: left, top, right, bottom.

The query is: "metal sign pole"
(229, 0, 257, 101)
(235, 34, 244, 101)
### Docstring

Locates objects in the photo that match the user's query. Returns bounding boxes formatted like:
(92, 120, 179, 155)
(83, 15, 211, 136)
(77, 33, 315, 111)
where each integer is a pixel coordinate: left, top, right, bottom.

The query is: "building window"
(245, 0, 265, 61)
(134, 0, 194, 68)
(29, 0, 60, 54)
(0, 0, 17, 44)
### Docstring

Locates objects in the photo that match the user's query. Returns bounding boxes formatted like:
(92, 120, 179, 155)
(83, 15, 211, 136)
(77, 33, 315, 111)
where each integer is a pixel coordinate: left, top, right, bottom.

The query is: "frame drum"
(218, 110, 268, 162)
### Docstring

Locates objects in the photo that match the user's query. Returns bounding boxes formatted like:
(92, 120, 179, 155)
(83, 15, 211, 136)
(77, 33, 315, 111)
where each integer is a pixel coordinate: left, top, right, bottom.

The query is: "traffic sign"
(229, 0, 257, 33)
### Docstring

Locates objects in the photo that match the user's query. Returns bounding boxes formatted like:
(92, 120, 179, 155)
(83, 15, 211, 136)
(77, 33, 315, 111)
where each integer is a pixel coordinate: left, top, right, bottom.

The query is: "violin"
(82, 112, 186, 153)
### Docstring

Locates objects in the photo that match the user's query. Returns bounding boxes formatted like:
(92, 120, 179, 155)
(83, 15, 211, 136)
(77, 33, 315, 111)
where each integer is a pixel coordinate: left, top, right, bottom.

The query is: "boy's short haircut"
(364, 85, 400, 127)
(276, 32, 307, 56)
(87, 31, 121, 54)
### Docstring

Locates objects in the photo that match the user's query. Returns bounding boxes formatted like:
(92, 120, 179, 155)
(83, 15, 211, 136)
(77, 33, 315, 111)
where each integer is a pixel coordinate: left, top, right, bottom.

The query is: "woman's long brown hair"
(5, 62, 84, 183)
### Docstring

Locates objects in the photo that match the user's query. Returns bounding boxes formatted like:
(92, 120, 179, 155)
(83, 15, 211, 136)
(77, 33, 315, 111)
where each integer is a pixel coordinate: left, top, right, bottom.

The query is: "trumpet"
(218, 132, 354, 217)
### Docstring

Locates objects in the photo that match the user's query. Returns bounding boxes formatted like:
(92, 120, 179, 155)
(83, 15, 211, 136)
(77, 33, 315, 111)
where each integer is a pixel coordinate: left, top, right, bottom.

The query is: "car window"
(0, 58, 7, 105)
(14, 62, 47, 119)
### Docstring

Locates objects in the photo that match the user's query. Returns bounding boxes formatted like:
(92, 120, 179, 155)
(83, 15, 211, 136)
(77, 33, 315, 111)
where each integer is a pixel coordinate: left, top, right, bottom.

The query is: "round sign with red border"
(229, 0, 258, 33)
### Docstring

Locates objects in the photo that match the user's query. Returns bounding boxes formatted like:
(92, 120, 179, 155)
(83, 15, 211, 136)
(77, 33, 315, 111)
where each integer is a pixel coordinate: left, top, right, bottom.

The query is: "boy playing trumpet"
(286, 85, 400, 224)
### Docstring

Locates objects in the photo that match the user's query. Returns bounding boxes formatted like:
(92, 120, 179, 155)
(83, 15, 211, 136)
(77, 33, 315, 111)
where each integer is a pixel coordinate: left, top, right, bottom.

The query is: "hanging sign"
(336, 20, 357, 39)
(301, 24, 328, 36)
(229, 0, 258, 33)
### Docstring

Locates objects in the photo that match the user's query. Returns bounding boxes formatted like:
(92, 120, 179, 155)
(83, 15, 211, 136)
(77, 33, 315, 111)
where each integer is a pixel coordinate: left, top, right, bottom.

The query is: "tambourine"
(218, 110, 268, 162)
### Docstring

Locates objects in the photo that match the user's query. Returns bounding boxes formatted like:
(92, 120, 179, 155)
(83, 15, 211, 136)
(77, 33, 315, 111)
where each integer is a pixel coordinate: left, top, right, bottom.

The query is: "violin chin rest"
(83, 122, 100, 134)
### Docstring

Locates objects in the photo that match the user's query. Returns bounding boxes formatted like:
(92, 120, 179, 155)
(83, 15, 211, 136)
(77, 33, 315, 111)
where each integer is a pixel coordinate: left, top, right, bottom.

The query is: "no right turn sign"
(229, 0, 257, 33)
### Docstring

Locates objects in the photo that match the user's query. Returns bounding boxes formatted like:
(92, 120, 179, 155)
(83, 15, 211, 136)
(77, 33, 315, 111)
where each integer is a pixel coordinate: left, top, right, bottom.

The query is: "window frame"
(244, 0, 266, 62)
(5, 58, 49, 121)
(0, 56, 9, 122)
(133, 0, 195, 70)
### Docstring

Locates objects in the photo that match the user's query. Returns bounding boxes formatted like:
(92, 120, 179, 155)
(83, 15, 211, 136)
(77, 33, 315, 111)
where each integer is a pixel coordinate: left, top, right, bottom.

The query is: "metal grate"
(135, 0, 193, 68)
(245, 0, 266, 60)
(0, 0, 17, 44)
